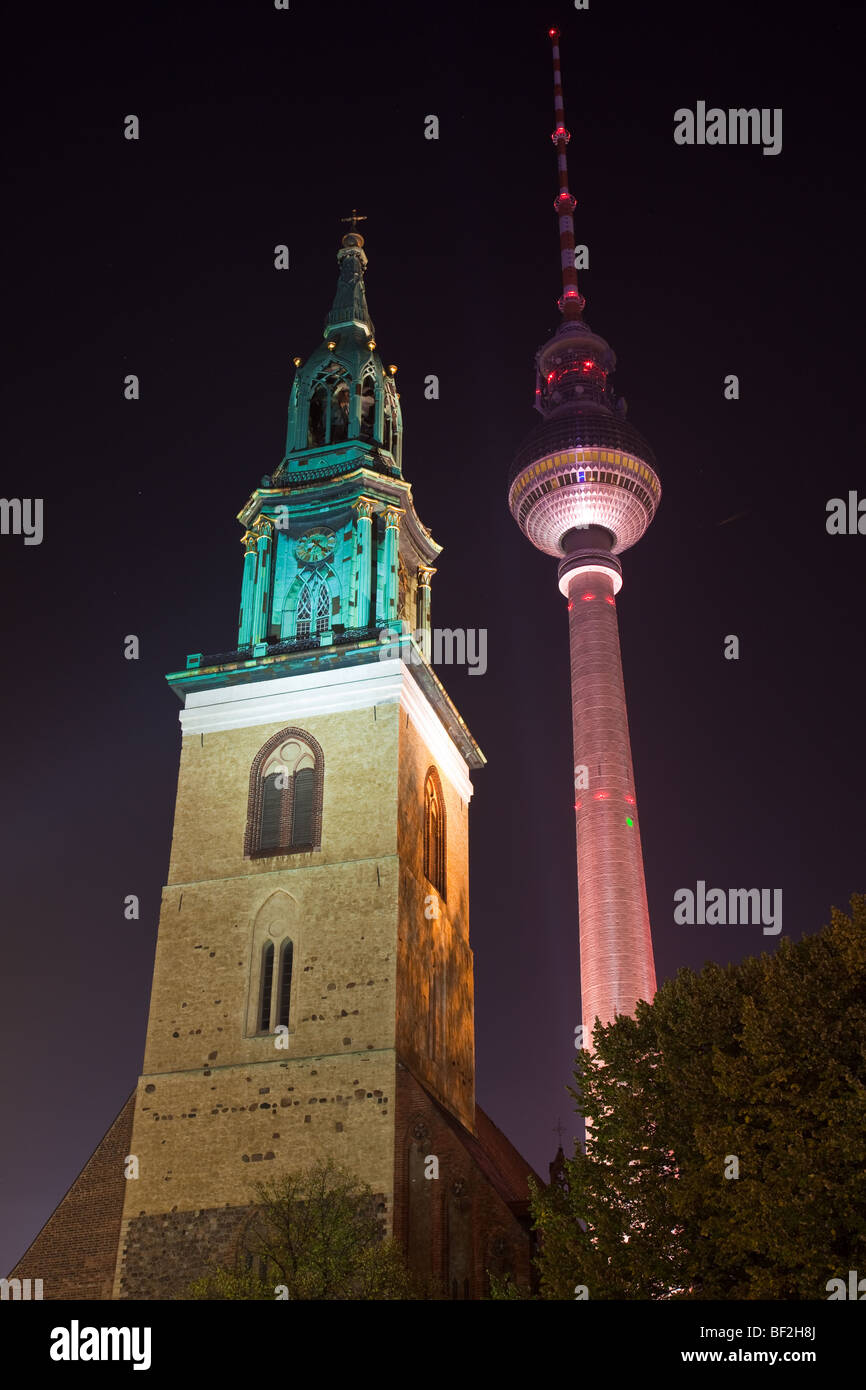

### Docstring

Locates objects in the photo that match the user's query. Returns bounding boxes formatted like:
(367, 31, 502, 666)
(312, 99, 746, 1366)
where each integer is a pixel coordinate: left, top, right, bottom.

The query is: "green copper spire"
(279, 224, 401, 478)
(325, 228, 374, 336)
(170, 215, 459, 735)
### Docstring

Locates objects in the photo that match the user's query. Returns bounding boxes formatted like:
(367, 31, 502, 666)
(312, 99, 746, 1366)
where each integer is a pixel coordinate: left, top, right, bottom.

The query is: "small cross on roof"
(341, 208, 367, 232)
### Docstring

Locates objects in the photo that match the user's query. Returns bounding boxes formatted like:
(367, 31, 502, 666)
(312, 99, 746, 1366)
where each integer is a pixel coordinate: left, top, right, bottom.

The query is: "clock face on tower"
(295, 528, 336, 564)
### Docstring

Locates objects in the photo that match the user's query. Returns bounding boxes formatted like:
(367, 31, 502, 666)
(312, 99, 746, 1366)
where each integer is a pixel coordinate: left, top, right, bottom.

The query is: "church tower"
(9, 221, 538, 1301)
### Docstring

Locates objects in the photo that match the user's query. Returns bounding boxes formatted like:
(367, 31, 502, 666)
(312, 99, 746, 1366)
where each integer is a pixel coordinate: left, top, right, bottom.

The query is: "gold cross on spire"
(341, 208, 367, 232)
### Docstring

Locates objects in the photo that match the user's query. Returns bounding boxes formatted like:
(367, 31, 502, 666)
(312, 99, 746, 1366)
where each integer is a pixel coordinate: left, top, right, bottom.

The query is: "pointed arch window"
(295, 579, 332, 639)
(382, 378, 400, 459)
(307, 383, 327, 447)
(245, 728, 325, 859)
(423, 767, 446, 900)
(359, 372, 377, 443)
(307, 367, 350, 448)
(296, 583, 313, 637)
(256, 937, 294, 1034)
(330, 378, 350, 443)
(315, 583, 330, 632)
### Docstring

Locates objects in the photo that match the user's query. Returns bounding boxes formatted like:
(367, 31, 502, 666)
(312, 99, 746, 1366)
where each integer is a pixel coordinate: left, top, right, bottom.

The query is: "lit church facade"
(10, 225, 538, 1301)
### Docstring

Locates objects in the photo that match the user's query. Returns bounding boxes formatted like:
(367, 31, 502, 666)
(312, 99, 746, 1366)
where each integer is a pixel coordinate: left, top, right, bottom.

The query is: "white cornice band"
(178, 658, 475, 802)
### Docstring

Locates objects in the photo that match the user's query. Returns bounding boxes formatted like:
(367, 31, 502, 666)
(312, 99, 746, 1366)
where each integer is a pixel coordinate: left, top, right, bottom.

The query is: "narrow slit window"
(277, 940, 293, 1029)
(259, 942, 275, 1032)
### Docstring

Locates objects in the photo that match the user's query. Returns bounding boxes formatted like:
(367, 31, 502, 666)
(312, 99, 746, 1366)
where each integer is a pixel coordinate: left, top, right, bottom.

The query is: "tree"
(184, 1158, 418, 1300)
(532, 895, 866, 1299)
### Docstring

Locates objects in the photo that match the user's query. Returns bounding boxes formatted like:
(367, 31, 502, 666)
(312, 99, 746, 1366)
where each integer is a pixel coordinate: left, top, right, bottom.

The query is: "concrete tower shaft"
(560, 559, 657, 1029)
(505, 29, 660, 1040)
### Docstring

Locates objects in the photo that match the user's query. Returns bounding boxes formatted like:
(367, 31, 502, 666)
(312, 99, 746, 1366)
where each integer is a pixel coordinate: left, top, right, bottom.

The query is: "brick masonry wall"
(118, 1205, 251, 1301)
(394, 1066, 538, 1298)
(396, 712, 475, 1129)
(114, 1054, 397, 1296)
(8, 1093, 135, 1301)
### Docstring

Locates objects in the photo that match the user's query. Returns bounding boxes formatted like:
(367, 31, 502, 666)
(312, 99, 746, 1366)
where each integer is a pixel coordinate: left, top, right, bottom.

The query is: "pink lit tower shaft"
(508, 29, 659, 1036)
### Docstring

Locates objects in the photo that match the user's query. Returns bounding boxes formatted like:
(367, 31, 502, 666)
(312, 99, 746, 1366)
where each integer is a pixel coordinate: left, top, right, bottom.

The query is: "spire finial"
(326, 212, 374, 335)
(341, 208, 367, 235)
(548, 28, 585, 320)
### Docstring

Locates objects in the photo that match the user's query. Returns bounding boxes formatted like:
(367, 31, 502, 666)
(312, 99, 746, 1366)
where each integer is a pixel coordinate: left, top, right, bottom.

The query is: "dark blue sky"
(2, 0, 863, 1274)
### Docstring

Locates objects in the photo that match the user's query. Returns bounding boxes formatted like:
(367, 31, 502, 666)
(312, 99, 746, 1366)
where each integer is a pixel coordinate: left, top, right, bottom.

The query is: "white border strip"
(178, 658, 475, 801)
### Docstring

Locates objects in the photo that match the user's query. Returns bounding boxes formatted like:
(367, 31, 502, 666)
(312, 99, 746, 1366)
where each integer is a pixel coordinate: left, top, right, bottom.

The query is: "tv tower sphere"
(508, 28, 659, 1037)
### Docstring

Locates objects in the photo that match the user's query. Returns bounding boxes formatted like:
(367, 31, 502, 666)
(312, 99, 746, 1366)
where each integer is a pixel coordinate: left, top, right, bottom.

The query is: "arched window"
(330, 378, 350, 443)
(383, 378, 400, 460)
(256, 937, 294, 1034)
(315, 583, 330, 632)
(307, 368, 350, 448)
(307, 384, 327, 447)
(245, 728, 325, 859)
(423, 767, 446, 900)
(296, 583, 313, 637)
(359, 373, 376, 442)
(295, 579, 332, 639)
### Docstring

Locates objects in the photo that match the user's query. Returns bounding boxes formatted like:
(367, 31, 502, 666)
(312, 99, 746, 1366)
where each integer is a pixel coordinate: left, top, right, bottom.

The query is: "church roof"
(420, 1080, 543, 1213)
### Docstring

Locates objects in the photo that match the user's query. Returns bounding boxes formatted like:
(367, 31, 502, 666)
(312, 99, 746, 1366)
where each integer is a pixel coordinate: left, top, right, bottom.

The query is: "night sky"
(2, 0, 863, 1276)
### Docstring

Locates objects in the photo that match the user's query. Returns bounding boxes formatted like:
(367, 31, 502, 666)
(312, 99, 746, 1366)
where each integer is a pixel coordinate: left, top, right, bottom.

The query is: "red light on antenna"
(549, 27, 559, 39)
(581, 592, 595, 602)
(605, 594, 616, 605)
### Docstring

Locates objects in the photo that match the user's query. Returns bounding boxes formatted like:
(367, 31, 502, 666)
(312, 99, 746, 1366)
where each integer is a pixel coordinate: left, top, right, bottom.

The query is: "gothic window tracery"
(307, 383, 327, 447)
(306, 366, 350, 447)
(295, 579, 332, 639)
(256, 937, 294, 1034)
(245, 728, 324, 858)
(330, 377, 349, 443)
(359, 371, 376, 443)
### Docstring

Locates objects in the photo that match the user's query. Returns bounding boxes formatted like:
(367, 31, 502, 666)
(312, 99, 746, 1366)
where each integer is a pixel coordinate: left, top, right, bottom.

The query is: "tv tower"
(508, 27, 659, 1036)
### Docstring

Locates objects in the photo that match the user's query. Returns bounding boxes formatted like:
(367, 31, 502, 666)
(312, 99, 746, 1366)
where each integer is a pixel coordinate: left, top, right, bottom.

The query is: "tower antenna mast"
(548, 26, 585, 320)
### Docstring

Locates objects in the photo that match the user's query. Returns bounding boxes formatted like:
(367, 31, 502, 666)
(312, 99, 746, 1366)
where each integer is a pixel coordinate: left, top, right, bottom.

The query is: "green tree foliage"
(184, 1158, 418, 1300)
(532, 896, 866, 1299)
